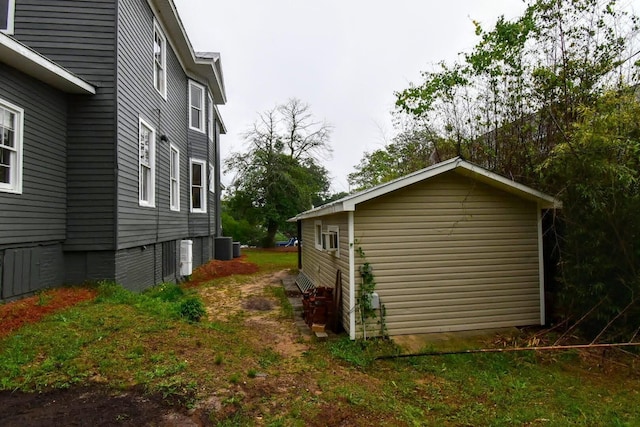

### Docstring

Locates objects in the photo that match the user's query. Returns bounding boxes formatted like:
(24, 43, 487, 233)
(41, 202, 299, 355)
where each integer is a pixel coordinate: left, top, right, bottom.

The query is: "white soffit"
(0, 33, 95, 95)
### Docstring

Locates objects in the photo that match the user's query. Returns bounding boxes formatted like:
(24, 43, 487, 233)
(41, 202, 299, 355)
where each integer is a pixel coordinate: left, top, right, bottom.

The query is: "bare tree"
(279, 98, 333, 161)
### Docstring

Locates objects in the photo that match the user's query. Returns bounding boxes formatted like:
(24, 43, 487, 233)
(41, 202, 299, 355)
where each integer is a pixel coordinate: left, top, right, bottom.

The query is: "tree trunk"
(264, 221, 279, 248)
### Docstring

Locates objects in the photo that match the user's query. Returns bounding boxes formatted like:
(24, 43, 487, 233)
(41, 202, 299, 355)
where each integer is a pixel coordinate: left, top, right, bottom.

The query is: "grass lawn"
(0, 249, 638, 426)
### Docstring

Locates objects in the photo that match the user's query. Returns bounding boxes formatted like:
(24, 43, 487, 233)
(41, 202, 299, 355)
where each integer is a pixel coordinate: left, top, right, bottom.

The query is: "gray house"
(0, 0, 226, 300)
(291, 158, 561, 339)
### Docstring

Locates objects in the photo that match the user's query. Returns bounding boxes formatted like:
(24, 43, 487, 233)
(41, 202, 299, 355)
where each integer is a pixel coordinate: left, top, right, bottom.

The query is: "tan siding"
(300, 213, 350, 332)
(354, 171, 541, 336)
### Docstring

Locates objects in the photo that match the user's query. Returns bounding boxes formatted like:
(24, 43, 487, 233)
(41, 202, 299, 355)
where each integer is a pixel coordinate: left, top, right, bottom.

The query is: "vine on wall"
(354, 243, 387, 340)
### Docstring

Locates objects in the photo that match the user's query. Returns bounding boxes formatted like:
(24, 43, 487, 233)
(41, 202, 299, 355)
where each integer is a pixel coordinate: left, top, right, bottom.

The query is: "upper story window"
(0, 0, 15, 34)
(153, 21, 167, 99)
(139, 117, 156, 207)
(190, 158, 207, 213)
(207, 93, 213, 141)
(169, 144, 180, 211)
(189, 81, 205, 133)
(0, 98, 23, 194)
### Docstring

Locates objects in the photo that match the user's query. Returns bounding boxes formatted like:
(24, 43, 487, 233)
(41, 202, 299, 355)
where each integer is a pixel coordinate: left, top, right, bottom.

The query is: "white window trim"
(1, 0, 15, 35)
(207, 93, 214, 141)
(0, 97, 23, 194)
(153, 19, 167, 100)
(190, 158, 207, 213)
(324, 225, 340, 257)
(138, 117, 156, 207)
(314, 220, 323, 250)
(208, 162, 215, 193)
(169, 144, 180, 211)
(188, 80, 205, 133)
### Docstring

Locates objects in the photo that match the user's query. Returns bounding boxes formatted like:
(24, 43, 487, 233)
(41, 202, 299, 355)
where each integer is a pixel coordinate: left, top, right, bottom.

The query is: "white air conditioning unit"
(180, 239, 193, 276)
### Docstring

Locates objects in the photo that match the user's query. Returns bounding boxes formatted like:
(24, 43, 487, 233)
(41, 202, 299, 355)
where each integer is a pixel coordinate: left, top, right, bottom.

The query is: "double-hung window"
(139, 117, 156, 207)
(190, 158, 206, 213)
(169, 144, 180, 211)
(0, 0, 15, 34)
(189, 81, 205, 132)
(153, 20, 167, 98)
(0, 98, 23, 194)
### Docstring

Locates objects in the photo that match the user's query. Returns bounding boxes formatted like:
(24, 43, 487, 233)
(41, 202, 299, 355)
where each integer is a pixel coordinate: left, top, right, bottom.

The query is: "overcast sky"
(173, 1, 530, 193)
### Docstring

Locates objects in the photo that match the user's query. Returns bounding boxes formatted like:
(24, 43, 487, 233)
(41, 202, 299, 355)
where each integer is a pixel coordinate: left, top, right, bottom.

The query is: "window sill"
(0, 186, 22, 194)
(189, 126, 206, 134)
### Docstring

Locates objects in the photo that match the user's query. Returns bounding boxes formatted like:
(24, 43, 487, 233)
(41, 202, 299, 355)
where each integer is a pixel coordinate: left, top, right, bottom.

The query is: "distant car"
(276, 237, 298, 247)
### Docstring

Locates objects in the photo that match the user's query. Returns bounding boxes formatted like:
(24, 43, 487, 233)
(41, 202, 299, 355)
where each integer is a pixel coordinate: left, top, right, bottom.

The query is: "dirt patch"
(0, 287, 97, 338)
(0, 386, 201, 427)
(199, 270, 310, 359)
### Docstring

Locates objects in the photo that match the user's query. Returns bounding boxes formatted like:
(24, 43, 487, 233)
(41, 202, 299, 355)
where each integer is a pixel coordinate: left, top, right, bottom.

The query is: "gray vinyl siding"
(13, 0, 117, 251)
(116, 0, 189, 249)
(0, 63, 67, 247)
(300, 213, 350, 332)
(354, 171, 541, 336)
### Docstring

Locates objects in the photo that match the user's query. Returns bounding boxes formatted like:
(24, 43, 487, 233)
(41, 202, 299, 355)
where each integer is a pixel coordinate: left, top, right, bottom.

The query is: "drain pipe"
(374, 342, 640, 361)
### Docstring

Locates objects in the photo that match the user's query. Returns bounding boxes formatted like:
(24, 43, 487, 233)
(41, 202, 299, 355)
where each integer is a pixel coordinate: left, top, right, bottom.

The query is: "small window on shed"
(323, 225, 340, 257)
(314, 220, 323, 250)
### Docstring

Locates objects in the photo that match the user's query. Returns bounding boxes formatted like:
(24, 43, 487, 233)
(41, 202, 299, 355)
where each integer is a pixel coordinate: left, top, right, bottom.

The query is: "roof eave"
(288, 202, 350, 222)
(0, 33, 95, 95)
(454, 162, 562, 209)
(291, 157, 562, 221)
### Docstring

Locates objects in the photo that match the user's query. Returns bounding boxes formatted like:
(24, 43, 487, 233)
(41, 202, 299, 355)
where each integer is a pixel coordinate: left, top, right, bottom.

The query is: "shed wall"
(354, 171, 541, 336)
(300, 213, 350, 332)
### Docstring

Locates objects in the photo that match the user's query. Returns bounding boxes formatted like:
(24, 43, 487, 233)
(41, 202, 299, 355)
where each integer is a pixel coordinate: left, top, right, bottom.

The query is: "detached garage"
(290, 157, 561, 339)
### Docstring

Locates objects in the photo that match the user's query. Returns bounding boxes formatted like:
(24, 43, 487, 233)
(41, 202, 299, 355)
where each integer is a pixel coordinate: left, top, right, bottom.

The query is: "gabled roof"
(0, 33, 95, 95)
(152, 0, 227, 106)
(290, 157, 562, 221)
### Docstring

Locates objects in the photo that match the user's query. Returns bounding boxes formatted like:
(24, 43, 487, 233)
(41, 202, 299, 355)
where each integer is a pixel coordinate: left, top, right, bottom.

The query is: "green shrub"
(179, 297, 207, 323)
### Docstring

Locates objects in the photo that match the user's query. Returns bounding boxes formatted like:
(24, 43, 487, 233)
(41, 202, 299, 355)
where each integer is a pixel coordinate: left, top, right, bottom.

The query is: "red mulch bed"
(185, 254, 259, 288)
(0, 287, 97, 338)
(0, 254, 267, 336)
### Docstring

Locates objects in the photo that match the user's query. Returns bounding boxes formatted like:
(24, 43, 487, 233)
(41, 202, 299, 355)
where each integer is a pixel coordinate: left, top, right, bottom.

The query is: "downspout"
(348, 211, 356, 340)
(215, 121, 222, 236)
(537, 205, 545, 325)
(206, 116, 211, 244)
(297, 220, 302, 270)
(113, 0, 120, 259)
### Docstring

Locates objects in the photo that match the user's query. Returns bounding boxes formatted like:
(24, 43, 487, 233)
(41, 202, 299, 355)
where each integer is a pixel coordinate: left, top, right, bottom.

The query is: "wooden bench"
(295, 272, 316, 294)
